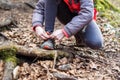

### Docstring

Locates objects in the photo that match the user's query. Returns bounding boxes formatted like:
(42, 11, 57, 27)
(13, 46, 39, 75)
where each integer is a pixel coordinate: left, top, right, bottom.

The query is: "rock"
(24, 1, 36, 9)
(0, 0, 13, 10)
(59, 57, 68, 65)
(58, 64, 71, 71)
(0, 33, 8, 45)
(53, 72, 77, 80)
(13, 66, 20, 79)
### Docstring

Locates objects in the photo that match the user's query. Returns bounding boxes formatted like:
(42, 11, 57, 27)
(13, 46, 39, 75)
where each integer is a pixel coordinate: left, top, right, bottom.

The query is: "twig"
(53, 51, 57, 69)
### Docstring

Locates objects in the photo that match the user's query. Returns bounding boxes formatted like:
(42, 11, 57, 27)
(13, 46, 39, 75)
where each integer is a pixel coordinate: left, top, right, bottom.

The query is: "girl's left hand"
(50, 29, 65, 42)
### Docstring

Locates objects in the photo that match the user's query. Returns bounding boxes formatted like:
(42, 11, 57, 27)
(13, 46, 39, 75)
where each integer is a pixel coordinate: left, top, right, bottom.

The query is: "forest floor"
(0, 0, 120, 80)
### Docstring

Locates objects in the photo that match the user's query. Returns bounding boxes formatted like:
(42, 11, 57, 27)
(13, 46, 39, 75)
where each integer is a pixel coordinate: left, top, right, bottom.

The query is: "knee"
(86, 40, 103, 49)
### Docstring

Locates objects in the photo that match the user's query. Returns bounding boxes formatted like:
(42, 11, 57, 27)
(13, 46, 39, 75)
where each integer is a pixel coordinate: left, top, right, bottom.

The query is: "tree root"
(0, 41, 69, 59)
(2, 62, 16, 80)
(0, 41, 69, 80)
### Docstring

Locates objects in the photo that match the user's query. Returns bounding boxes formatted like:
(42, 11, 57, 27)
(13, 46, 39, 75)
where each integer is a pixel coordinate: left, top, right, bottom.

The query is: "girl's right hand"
(35, 26, 50, 40)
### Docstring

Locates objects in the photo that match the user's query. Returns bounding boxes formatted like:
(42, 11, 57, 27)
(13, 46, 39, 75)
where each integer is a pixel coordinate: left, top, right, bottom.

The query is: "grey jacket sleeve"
(63, 0, 94, 37)
(32, 0, 45, 27)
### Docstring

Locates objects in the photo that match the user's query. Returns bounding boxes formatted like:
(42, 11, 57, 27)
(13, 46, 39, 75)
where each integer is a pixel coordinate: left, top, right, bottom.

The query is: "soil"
(0, 0, 120, 80)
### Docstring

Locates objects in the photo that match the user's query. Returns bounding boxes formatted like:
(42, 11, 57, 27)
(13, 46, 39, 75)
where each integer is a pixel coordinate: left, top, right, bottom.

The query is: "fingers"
(40, 34, 48, 40)
(43, 32, 50, 38)
(50, 30, 64, 41)
(57, 37, 63, 42)
(40, 33, 50, 40)
(50, 34, 55, 39)
(35, 26, 50, 40)
(50, 34, 61, 41)
(50, 33, 57, 39)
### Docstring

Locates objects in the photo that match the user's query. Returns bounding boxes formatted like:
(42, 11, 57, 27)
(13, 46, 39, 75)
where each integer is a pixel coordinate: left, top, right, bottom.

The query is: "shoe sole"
(42, 45, 54, 50)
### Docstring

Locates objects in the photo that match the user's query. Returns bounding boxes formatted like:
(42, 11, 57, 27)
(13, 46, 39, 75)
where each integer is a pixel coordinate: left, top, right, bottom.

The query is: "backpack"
(64, 0, 97, 20)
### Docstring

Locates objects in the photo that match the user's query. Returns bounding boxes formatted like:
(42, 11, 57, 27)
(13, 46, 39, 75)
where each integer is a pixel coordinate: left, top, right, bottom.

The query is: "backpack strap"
(64, 0, 80, 13)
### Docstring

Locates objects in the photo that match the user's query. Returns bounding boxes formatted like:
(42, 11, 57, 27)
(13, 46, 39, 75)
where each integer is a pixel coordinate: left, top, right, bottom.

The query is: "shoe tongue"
(44, 38, 54, 42)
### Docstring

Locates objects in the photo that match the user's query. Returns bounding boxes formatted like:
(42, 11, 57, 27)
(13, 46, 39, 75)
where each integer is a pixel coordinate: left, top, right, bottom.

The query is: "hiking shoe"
(40, 39, 55, 50)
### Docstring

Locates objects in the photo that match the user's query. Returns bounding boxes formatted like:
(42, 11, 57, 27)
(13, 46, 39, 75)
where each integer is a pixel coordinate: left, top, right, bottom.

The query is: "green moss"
(0, 48, 16, 57)
(100, 10, 120, 27)
(4, 56, 17, 65)
(48, 54, 55, 58)
(94, 0, 120, 12)
(0, 47, 17, 65)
